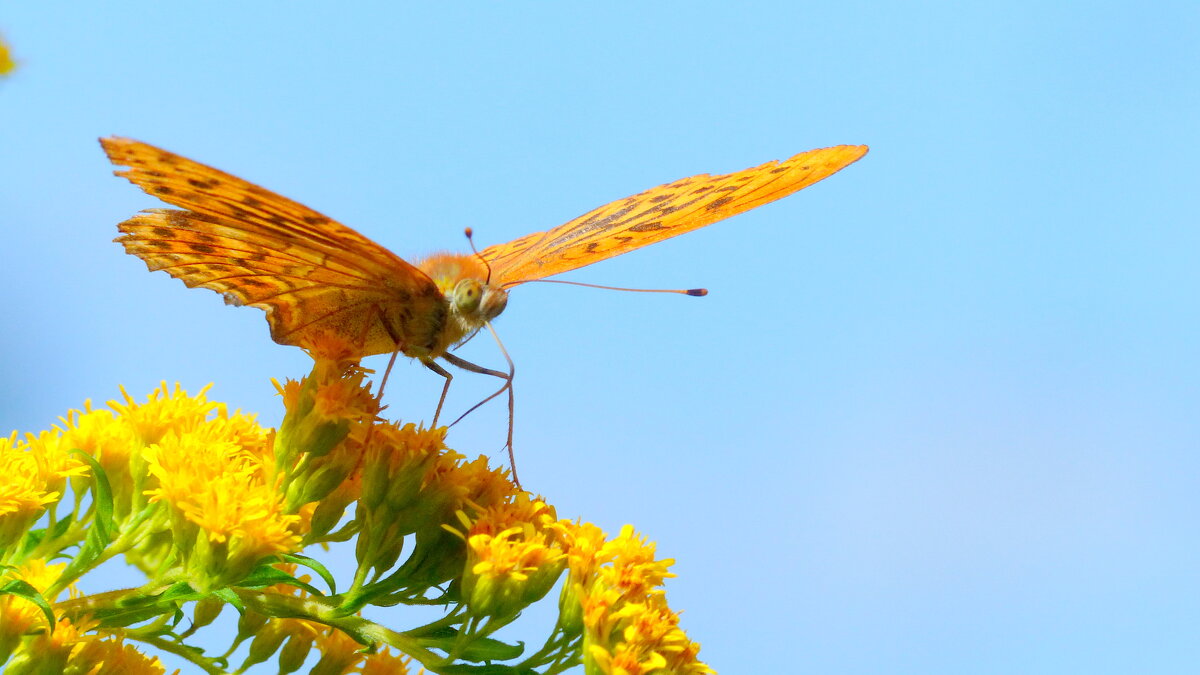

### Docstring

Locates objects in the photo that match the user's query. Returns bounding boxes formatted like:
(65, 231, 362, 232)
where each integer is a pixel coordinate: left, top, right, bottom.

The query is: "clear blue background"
(2, 3, 1198, 673)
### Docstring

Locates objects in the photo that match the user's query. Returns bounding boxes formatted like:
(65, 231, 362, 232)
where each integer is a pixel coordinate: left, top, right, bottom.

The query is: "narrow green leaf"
(57, 452, 117, 581)
(69, 450, 115, 537)
(413, 634, 524, 662)
(157, 582, 204, 604)
(280, 553, 337, 594)
(237, 564, 324, 597)
(0, 579, 56, 630)
(433, 664, 533, 675)
(213, 587, 244, 613)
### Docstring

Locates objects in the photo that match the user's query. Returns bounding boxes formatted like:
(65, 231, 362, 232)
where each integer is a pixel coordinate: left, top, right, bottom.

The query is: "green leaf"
(413, 632, 525, 663)
(213, 587, 244, 613)
(157, 582, 205, 604)
(237, 563, 324, 597)
(0, 579, 55, 630)
(70, 450, 115, 536)
(81, 583, 199, 628)
(91, 605, 171, 628)
(455, 637, 525, 663)
(279, 553, 337, 594)
(57, 452, 116, 581)
(433, 664, 536, 675)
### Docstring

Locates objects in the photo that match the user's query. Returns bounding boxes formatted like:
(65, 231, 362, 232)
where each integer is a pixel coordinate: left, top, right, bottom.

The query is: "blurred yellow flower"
(0, 36, 14, 76)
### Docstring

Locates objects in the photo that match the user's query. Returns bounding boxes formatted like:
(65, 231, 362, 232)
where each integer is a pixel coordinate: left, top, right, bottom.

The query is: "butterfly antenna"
(464, 227, 494, 285)
(519, 278, 708, 296)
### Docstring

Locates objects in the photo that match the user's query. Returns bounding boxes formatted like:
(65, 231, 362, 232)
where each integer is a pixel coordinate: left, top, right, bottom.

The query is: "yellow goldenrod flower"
(58, 403, 141, 515)
(1, 378, 713, 674)
(463, 492, 558, 536)
(557, 524, 714, 675)
(462, 526, 564, 619)
(438, 454, 518, 513)
(0, 433, 61, 554)
(309, 625, 364, 675)
(58, 402, 136, 468)
(143, 430, 301, 589)
(351, 423, 450, 587)
(351, 423, 519, 593)
(583, 595, 717, 675)
(555, 521, 611, 633)
(273, 361, 380, 519)
(107, 382, 221, 446)
(453, 495, 565, 620)
(21, 428, 90, 503)
(596, 526, 675, 603)
(4, 614, 99, 675)
(360, 648, 422, 675)
(0, 560, 68, 661)
(312, 370, 376, 423)
(187, 413, 272, 461)
(275, 360, 375, 468)
(64, 635, 168, 675)
(359, 422, 446, 516)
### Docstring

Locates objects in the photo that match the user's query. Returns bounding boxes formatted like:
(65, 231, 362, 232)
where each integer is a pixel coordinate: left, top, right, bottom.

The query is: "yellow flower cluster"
(560, 524, 714, 675)
(0, 562, 167, 674)
(0, 364, 714, 673)
(0, 433, 68, 551)
(143, 427, 300, 589)
(456, 494, 566, 620)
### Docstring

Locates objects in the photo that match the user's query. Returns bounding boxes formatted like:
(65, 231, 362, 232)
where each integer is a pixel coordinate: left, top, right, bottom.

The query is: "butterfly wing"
(103, 137, 447, 357)
(480, 145, 868, 286)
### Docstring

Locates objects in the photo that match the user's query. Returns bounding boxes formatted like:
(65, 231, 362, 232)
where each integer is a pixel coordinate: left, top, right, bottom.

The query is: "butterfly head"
(417, 253, 509, 349)
(450, 277, 508, 324)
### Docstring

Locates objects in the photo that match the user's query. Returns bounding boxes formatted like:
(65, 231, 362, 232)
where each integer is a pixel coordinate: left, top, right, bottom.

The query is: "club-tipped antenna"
(519, 278, 707, 296)
(464, 227, 493, 285)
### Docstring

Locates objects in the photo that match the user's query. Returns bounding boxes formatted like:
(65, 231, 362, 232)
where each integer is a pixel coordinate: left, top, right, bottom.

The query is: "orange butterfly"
(103, 137, 867, 467)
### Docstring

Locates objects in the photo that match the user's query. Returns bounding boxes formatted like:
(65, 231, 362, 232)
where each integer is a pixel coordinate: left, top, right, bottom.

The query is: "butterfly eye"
(453, 279, 484, 313)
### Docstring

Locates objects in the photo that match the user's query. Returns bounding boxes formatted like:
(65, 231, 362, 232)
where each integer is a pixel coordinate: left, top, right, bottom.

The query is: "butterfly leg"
(422, 358, 454, 428)
(442, 352, 519, 488)
(375, 347, 403, 410)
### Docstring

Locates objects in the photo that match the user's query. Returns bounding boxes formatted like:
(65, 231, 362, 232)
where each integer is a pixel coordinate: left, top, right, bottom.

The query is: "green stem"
(116, 629, 230, 675)
(232, 588, 453, 672)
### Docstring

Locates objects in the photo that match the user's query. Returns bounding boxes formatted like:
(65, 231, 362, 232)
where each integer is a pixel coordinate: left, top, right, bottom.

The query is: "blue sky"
(2, 2, 1198, 673)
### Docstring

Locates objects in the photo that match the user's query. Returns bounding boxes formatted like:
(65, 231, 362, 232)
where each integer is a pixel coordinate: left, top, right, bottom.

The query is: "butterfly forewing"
(104, 138, 447, 357)
(102, 138, 425, 279)
(480, 145, 868, 286)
